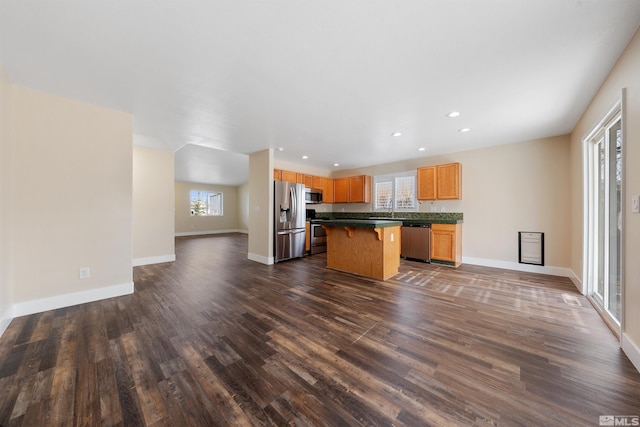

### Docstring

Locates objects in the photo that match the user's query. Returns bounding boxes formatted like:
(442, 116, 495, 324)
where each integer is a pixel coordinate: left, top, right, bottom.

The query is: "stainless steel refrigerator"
(274, 181, 306, 262)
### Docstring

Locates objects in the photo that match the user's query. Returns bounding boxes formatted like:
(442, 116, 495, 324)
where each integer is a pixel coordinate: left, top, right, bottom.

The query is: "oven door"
(310, 223, 327, 254)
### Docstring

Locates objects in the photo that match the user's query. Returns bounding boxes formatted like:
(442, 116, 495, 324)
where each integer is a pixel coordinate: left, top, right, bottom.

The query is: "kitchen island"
(321, 219, 402, 280)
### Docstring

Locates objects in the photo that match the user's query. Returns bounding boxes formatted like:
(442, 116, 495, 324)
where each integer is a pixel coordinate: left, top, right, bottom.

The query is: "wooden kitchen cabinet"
(322, 177, 334, 203)
(333, 178, 349, 203)
(332, 175, 371, 203)
(349, 175, 371, 203)
(417, 166, 436, 200)
(274, 169, 282, 181)
(436, 163, 461, 200)
(417, 162, 462, 200)
(279, 170, 297, 183)
(430, 223, 462, 267)
(312, 176, 324, 190)
(305, 221, 311, 252)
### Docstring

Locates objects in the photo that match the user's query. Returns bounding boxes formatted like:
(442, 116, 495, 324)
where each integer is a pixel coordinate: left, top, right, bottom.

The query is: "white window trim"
(190, 190, 224, 216)
(373, 171, 418, 213)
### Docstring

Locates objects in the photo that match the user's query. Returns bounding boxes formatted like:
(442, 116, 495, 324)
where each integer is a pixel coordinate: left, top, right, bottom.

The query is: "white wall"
(11, 85, 133, 315)
(0, 67, 14, 335)
(133, 146, 175, 266)
(570, 28, 640, 371)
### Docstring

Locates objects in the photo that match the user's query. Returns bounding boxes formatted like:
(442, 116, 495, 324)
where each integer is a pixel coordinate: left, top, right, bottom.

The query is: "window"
(374, 172, 417, 212)
(190, 190, 223, 216)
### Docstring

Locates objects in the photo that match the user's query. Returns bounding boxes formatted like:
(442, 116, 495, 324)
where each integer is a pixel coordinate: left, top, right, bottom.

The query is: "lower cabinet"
(305, 221, 311, 253)
(430, 223, 462, 267)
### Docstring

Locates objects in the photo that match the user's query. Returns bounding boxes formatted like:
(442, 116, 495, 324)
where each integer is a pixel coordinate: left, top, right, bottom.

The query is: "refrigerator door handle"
(276, 229, 305, 235)
(290, 187, 297, 224)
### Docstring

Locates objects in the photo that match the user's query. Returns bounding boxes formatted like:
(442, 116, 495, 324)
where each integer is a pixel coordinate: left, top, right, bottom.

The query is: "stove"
(309, 219, 327, 254)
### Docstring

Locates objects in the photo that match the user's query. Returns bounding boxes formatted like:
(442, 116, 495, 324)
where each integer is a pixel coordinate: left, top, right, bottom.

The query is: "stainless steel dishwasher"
(401, 224, 431, 262)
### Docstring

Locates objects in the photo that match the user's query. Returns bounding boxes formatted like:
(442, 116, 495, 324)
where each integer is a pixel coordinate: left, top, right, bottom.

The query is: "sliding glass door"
(585, 109, 622, 330)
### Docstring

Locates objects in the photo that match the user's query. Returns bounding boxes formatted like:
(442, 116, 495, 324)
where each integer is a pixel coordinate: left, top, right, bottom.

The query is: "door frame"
(581, 91, 625, 338)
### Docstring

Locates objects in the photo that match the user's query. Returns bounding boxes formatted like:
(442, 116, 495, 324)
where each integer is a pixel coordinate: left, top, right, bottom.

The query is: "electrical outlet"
(632, 195, 640, 213)
(79, 267, 90, 279)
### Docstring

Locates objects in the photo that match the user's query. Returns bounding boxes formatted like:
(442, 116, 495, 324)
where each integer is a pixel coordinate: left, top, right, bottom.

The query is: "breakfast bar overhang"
(321, 219, 402, 280)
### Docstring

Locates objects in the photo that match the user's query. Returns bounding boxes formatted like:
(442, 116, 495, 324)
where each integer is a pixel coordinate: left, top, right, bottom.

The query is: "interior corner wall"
(570, 28, 640, 370)
(133, 145, 175, 266)
(248, 149, 273, 264)
(0, 66, 14, 335)
(11, 85, 133, 316)
(174, 181, 240, 235)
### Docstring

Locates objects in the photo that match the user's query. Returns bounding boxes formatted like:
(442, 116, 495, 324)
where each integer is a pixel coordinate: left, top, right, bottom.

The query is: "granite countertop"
(311, 212, 463, 225)
(317, 219, 403, 228)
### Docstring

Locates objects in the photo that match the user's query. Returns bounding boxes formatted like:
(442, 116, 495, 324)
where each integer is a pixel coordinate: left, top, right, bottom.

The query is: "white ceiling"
(2, 1, 639, 186)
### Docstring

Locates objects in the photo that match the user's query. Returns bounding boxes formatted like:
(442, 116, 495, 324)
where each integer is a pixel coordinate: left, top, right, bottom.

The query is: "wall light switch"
(632, 195, 640, 213)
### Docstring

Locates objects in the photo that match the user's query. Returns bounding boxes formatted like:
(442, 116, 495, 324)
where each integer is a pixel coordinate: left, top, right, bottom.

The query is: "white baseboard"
(462, 256, 578, 280)
(133, 254, 176, 267)
(0, 306, 13, 338)
(12, 281, 134, 318)
(622, 332, 640, 374)
(175, 229, 246, 237)
(248, 252, 273, 265)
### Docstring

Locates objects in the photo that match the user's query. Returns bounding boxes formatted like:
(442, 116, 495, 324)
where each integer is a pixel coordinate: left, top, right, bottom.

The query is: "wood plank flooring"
(1, 233, 639, 426)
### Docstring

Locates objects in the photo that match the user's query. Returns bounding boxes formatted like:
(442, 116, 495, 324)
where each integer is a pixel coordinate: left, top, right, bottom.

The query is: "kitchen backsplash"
(315, 212, 463, 221)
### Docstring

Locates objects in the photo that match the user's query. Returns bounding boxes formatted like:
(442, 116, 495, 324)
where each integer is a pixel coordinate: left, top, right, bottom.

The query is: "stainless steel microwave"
(305, 188, 323, 204)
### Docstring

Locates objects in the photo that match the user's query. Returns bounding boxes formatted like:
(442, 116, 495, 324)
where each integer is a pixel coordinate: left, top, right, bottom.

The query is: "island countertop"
(316, 219, 403, 228)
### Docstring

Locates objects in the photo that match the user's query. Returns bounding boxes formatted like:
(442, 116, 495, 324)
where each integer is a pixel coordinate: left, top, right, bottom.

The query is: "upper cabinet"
(274, 169, 370, 204)
(322, 177, 334, 203)
(312, 176, 324, 190)
(333, 175, 371, 203)
(280, 170, 297, 183)
(348, 175, 371, 203)
(436, 163, 462, 199)
(417, 166, 436, 200)
(333, 177, 349, 203)
(417, 162, 461, 200)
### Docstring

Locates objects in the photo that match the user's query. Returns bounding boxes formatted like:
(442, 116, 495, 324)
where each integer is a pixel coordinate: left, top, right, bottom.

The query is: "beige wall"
(175, 181, 240, 235)
(248, 149, 273, 263)
(274, 159, 332, 178)
(133, 146, 175, 265)
(0, 67, 13, 332)
(333, 135, 572, 271)
(570, 29, 640, 364)
(11, 85, 133, 308)
(238, 181, 250, 232)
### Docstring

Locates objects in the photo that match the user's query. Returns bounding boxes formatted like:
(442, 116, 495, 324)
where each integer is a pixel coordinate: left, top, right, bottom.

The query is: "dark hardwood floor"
(1, 233, 639, 426)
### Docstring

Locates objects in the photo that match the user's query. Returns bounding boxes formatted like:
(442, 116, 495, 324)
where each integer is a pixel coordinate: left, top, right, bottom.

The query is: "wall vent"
(519, 232, 544, 266)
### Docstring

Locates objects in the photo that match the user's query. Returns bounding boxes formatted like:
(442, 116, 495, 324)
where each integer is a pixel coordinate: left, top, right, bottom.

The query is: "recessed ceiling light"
(392, 132, 402, 137)
(417, 147, 426, 152)
(446, 111, 461, 118)
(333, 163, 340, 167)
(277, 147, 284, 151)
(459, 128, 471, 133)
(302, 155, 308, 159)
